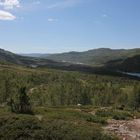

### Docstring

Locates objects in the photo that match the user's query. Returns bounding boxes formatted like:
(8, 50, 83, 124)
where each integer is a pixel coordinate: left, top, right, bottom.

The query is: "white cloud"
(0, 0, 20, 10)
(48, 0, 81, 9)
(48, 18, 58, 22)
(0, 10, 16, 20)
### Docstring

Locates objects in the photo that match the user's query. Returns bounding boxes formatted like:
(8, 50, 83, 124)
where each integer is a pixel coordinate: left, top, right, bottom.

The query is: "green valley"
(0, 56, 139, 139)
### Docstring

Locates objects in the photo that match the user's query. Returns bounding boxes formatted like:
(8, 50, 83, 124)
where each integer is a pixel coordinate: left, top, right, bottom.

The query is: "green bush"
(86, 115, 107, 125)
(96, 109, 133, 120)
(112, 111, 133, 120)
(0, 114, 118, 140)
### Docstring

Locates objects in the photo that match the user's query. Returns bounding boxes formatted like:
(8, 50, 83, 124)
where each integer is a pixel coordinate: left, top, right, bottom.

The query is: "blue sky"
(0, 0, 140, 53)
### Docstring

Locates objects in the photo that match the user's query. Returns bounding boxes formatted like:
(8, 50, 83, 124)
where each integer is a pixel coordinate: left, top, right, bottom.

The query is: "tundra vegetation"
(0, 63, 139, 140)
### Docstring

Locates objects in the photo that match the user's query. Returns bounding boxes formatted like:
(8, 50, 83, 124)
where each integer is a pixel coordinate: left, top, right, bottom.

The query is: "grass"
(0, 106, 118, 140)
(1, 104, 139, 140)
(34, 106, 108, 125)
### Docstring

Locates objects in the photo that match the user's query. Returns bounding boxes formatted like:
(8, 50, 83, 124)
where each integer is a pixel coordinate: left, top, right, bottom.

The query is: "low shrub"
(96, 109, 133, 120)
(0, 114, 118, 140)
(86, 115, 107, 125)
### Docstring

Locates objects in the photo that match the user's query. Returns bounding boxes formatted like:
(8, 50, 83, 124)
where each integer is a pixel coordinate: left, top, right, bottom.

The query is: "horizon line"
(1, 47, 139, 54)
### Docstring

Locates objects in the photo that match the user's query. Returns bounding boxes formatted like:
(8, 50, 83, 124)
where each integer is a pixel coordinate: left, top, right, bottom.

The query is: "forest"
(0, 63, 140, 109)
(0, 62, 139, 139)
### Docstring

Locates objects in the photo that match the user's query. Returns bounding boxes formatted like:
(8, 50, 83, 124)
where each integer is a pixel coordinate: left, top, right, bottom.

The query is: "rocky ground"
(104, 119, 140, 140)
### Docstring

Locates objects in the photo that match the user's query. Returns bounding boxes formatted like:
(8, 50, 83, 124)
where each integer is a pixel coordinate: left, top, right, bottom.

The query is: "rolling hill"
(0, 48, 139, 74)
(0, 48, 61, 67)
(106, 55, 140, 72)
(44, 48, 140, 66)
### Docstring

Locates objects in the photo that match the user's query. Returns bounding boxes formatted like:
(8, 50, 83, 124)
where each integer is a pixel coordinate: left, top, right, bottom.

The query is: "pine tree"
(9, 87, 32, 114)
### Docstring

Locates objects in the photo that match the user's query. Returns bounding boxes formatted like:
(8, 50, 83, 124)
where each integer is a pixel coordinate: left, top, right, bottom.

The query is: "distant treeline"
(0, 64, 139, 110)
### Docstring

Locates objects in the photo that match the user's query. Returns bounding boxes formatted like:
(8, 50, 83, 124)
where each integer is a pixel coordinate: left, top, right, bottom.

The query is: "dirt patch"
(104, 119, 140, 140)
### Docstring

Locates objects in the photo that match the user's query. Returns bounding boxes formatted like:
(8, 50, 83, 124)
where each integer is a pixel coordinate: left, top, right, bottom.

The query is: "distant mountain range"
(0, 48, 140, 73)
(43, 48, 140, 66)
(19, 48, 140, 67)
(20, 53, 50, 58)
(0, 48, 57, 67)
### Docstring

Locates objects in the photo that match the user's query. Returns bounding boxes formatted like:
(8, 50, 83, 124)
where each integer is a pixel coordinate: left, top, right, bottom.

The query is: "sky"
(0, 0, 140, 53)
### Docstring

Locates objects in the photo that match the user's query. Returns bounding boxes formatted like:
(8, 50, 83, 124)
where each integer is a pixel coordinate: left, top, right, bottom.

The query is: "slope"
(44, 48, 140, 66)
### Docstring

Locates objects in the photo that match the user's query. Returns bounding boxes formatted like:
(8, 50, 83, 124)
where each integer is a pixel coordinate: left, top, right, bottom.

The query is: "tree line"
(0, 67, 139, 112)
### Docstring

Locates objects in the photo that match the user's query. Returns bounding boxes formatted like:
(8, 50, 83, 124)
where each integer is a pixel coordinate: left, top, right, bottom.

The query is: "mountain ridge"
(0, 48, 59, 67)
(41, 48, 140, 66)
(0, 48, 140, 73)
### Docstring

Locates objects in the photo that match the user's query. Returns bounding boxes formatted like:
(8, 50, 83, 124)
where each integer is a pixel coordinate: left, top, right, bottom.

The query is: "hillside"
(106, 55, 140, 72)
(121, 55, 140, 72)
(44, 48, 140, 66)
(0, 48, 63, 67)
(0, 51, 139, 140)
(1, 48, 140, 75)
(0, 48, 22, 64)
